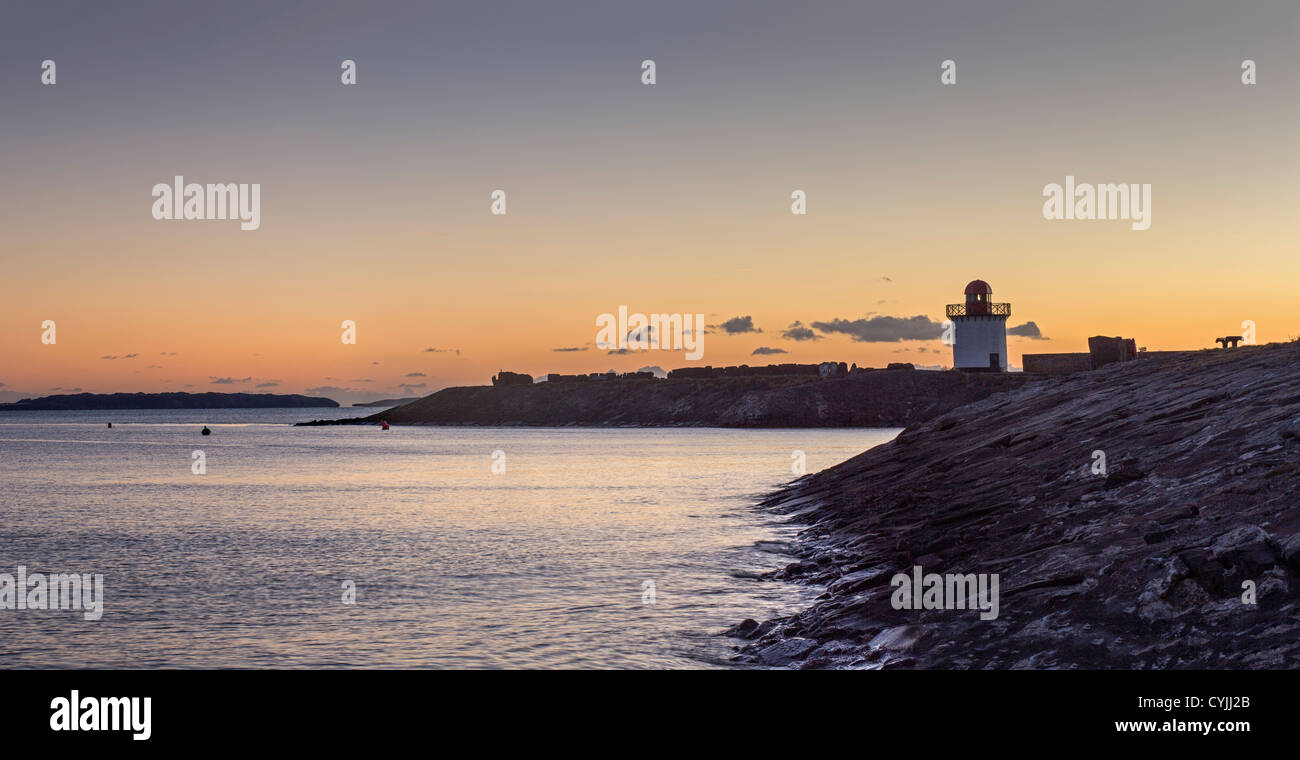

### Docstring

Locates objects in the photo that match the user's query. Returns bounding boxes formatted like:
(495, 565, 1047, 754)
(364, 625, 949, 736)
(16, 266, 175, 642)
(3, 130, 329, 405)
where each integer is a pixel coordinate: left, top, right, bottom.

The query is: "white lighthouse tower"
(947, 279, 1010, 372)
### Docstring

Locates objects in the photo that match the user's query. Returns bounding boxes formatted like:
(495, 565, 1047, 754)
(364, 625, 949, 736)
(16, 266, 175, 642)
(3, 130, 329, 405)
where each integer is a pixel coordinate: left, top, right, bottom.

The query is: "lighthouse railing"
(946, 303, 1011, 318)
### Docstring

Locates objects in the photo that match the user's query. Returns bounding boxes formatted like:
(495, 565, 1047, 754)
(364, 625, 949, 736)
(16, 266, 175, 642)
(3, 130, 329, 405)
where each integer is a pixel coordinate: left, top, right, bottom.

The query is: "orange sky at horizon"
(5, 168, 1299, 402)
(6, 204, 1296, 402)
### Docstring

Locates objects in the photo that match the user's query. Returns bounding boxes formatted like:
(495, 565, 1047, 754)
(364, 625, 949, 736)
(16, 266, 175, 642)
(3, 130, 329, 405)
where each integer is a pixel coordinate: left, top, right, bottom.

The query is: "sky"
(2, 0, 1298, 403)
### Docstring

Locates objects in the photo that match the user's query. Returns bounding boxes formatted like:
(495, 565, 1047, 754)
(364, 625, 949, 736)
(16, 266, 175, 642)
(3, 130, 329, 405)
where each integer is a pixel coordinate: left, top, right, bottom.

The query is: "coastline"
(729, 342, 1300, 668)
(298, 370, 1039, 428)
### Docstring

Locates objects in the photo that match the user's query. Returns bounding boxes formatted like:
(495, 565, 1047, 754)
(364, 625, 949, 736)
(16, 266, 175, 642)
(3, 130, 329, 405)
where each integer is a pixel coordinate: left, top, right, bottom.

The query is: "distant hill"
(351, 398, 421, 408)
(300, 370, 1037, 428)
(0, 392, 339, 411)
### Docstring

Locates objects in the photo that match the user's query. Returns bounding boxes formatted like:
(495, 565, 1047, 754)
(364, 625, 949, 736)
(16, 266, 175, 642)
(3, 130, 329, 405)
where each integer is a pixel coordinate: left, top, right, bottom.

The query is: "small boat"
(380, 420, 390, 431)
(201, 426, 211, 436)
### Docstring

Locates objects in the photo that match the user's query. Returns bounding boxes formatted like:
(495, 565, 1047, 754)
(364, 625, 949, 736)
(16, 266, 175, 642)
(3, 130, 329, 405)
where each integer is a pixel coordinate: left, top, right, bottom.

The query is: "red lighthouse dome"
(964, 279, 992, 314)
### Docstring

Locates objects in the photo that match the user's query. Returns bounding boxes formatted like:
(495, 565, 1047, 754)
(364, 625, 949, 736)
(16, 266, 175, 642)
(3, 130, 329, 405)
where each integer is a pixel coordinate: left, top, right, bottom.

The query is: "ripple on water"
(0, 413, 897, 668)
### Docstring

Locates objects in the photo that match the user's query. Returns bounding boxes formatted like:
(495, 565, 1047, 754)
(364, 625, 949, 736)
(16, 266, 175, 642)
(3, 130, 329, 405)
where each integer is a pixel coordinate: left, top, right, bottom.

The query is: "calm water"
(0, 408, 897, 668)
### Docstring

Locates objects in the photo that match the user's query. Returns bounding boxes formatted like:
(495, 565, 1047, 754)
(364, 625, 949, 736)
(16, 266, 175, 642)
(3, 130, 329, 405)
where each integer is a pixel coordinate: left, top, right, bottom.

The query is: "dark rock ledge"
(730, 342, 1300, 669)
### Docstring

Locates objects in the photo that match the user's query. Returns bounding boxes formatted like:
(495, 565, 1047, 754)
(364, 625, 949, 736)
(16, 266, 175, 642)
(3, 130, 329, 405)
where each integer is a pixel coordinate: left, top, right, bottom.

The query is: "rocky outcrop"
(299, 370, 1038, 428)
(733, 342, 1300, 668)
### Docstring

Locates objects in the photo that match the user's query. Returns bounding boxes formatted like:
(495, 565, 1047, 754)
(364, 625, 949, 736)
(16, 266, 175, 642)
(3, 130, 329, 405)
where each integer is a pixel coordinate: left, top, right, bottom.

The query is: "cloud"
(351, 379, 375, 383)
(626, 326, 655, 344)
(881, 276, 892, 283)
(716, 315, 761, 334)
(399, 382, 427, 390)
(552, 346, 589, 352)
(99, 355, 118, 360)
(424, 347, 461, 355)
(210, 376, 252, 385)
(751, 346, 788, 355)
(811, 315, 944, 343)
(123, 353, 138, 359)
(780, 321, 822, 342)
(636, 365, 667, 378)
(255, 381, 280, 388)
(405, 372, 427, 377)
(1008, 321, 1049, 339)
(305, 385, 348, 395)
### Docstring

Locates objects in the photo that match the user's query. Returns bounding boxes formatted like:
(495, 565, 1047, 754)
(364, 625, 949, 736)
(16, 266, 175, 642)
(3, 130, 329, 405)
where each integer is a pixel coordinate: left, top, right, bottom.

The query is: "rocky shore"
(299, 369, 1036, 428)
(731, 342, 1300, 668)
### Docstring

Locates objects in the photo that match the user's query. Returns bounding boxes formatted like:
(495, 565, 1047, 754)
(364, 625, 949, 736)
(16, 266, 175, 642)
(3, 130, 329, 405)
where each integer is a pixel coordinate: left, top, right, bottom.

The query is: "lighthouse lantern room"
(946, 279, 1010, 371)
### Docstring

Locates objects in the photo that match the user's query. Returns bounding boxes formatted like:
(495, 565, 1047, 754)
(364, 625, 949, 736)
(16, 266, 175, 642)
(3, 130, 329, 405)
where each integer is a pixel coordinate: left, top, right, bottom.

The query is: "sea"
(0, 407, 897, 668)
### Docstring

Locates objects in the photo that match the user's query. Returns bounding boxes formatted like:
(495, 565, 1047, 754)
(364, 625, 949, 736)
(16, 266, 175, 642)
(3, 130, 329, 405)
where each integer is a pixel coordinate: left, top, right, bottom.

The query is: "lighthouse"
(947, 280, 1010, 371)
